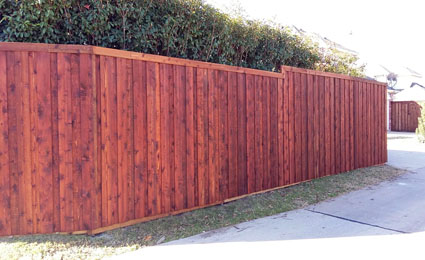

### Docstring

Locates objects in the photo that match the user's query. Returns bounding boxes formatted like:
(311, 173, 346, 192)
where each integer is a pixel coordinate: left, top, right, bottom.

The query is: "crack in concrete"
(305, 209, 408, 234)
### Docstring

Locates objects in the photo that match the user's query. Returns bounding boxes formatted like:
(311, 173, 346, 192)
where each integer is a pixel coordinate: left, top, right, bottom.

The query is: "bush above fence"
(0, 0, 364, 76)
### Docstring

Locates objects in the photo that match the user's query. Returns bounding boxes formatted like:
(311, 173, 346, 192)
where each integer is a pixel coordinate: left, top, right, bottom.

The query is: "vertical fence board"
(262, 77, 270, 189)
(283, 74, 290, 185)
(246, 74, 255, 193)
(0, 51, 11, 236)
(196, 68, 208, 205)
(288, 72, 295, 183)
(133, 60, 148, 219)
(237, 73, 247, 195)
(278, 78, 285, 186)
(147, 62, 161, 215)
(186, 67, 196, 208)
(324, 77, 331, 176)
(218, 70, 229, 200)
(307, 74, 314, 180)
(270, 78, 279, 187)
(301, 74, 308, 181)
(319, 76, 326, 177)
(50, 53, 60, 232)
(254, 75, 263, 191)
(208, 69, 219, 203)
(228, 72, 238, 198)
(160, 63, 172, 214)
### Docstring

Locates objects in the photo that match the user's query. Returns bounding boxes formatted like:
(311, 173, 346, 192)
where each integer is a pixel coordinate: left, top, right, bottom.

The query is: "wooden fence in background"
(390, 101, 422, 132)
(0, 43, 387, 236)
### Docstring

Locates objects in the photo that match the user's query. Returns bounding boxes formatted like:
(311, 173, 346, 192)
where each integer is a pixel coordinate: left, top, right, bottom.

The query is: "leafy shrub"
(0, 0, 364, 75)
(416, 103, 425, 143)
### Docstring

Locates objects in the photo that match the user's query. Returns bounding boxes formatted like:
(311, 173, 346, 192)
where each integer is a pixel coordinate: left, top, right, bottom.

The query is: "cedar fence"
(0, 42, 387, 236)
(390, 101, 422, 132)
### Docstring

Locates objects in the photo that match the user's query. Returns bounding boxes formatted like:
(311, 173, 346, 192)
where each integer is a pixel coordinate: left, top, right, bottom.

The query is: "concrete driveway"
(116, 132, 425, 260)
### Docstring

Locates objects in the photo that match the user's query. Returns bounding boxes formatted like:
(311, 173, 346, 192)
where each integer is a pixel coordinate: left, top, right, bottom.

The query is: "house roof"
(393, 83, 425, 102)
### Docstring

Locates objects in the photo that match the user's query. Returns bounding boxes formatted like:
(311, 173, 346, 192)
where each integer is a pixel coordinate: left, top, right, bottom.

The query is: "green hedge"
(416, 103, 425, 143)
(0, 0, 364, 75)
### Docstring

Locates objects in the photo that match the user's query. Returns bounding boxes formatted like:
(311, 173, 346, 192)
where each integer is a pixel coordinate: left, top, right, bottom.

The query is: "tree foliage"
(0, 0, 364, 75)
(416, 103, 425, 143)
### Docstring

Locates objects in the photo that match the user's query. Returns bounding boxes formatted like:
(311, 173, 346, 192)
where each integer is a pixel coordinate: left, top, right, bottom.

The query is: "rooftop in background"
(205, 0, 425, 89)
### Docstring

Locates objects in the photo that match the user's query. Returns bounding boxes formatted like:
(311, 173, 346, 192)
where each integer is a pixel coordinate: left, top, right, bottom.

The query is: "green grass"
(0, 165, 405, 260)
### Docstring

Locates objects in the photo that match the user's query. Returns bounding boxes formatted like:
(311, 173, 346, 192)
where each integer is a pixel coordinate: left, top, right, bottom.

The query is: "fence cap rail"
(0, 42, 284, 78)
(281, 65, 387, 86)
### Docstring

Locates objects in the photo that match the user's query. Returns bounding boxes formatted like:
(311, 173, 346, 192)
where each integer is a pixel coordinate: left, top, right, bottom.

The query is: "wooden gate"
(391, 101, 422, 132)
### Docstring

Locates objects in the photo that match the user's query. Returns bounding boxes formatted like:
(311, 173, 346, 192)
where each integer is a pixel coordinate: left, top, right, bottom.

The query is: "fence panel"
(390, 101, 422, 132)
(0, 43, 387, 236)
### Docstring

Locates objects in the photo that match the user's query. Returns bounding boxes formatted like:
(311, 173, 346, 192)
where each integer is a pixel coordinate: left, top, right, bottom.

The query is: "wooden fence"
(0, 42, 387, 236)
(390, 101, 422, 132)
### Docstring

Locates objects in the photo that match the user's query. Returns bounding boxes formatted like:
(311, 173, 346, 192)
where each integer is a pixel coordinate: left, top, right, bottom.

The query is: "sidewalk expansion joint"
(305, 209, 408, 234)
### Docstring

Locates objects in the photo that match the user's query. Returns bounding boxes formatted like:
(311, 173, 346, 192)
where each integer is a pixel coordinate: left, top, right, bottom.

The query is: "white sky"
(205, 0, 425, 88)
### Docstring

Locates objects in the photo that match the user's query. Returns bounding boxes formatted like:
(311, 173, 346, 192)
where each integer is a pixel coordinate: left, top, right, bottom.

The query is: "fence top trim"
(0, 42, 284, 79)
(281, 65, 387, 86)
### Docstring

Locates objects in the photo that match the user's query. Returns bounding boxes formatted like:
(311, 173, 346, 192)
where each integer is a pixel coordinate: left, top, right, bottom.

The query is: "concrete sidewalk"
(116, 132, 425, 259)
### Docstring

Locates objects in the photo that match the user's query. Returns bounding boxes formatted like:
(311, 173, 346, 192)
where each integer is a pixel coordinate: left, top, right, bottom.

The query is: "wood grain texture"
(0, 44, 387, 236)
(391, 101, 421, 132)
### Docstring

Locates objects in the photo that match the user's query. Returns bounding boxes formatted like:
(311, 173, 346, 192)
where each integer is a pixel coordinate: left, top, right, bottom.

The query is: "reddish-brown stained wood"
(313, 75, 320, 178)
(186, 67, 196, 208)
(270, 78, 279, 188)
(288, 72, 295, 184)
(93, 55, 102, 229)
(345, 80, 350, 172)
(358, 82, 362, 167)
(29, 52, 40, 234)
(79, 54, 95, 230)
(367, 83, 372, 166)
(133, 60, 148, 219)
(294, 72, 302, 182)
(362, 83, 366, 165)
(196, 68, 209, 205)
(117, 58, 134, 223)
(329, 78, 336, 175)
(174, 65, 187, 210)
(278, 78, 285, 186)
(208, 69, 219, 203)
(34, 51, 54, 233)
(228, 72, 238, 198)
(262, 77, 270, 189)
(159, 63, 172, 214)
(0, 44, 389, 237)
(324, 77, 331, 176)
(6, 51, 20, 234)
(300, 74, 308, 181)
(282, 74, 290, 185)
(306, 74, 314, 180)
(218, 70, 229, 200)
(384, 87, 388, 163)
(372, 85, 377, 165)
(237, 73, 247, 195)
(0, 51, 11, 236)
(353, 81, 359, 168)
(147, 62, 162, 215)
(319, 76, 326, 177)
(101, 56, 118, 225)
(334, 78, 341, 174)
(339, 79, 346, 173)
(254, 75, 264, 191)
(50, 53, 60, 232)
(391, 101, 421, 132)
(246, 74, 256, 193)
(70, 54, 83, 231)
